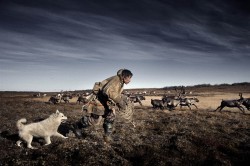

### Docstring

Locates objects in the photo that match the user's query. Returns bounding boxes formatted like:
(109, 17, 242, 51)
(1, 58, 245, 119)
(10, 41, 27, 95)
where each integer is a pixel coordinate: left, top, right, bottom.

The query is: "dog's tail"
(16, 118, 27, 130)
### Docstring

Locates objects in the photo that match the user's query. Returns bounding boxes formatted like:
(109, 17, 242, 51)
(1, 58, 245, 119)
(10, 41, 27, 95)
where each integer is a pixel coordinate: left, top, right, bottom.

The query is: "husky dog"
(16, 110, 68, 149)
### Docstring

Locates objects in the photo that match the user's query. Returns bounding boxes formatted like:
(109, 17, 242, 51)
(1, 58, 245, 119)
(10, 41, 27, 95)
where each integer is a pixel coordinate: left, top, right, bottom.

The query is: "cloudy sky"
(0, 0, 250, 92)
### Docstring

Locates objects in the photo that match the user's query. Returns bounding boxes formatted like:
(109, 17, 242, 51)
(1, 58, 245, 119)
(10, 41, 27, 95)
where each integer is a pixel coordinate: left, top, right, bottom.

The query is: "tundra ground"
(1, 85, 250, 165)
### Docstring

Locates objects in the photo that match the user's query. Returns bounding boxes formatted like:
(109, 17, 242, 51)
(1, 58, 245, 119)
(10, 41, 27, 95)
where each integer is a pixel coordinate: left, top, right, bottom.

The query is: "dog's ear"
(56, 110, 60, 114)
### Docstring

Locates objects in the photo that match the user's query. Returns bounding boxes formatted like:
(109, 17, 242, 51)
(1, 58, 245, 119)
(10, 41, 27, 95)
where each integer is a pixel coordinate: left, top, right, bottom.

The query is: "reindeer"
(129, 95, 145, 106)
(166, 99, 181, 111)
(239, 93, 250, 111)
(151, 99, 165, 110)
(48, 96, 59, 104)
(179, 97, 199, 110)
(61, 94, 73, 103)
(56, 93, 63, 103)
(214, 94, 245, 114)
(76, 96, 88, 105)
(162, 86, 186, 111)
(163, 86, 185, 99)
(242, 99, 250, 111)
(33, 93, 40, 97)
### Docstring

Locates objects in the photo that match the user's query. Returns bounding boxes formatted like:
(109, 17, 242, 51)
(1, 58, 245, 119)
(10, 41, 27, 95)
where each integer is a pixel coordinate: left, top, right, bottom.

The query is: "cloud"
(1, 1, 249, 63)
(0, 0, 249, 91)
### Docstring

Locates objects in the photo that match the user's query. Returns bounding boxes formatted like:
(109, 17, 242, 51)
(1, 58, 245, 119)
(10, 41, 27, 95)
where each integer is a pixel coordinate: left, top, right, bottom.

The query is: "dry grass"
(1, 85, 250, 165)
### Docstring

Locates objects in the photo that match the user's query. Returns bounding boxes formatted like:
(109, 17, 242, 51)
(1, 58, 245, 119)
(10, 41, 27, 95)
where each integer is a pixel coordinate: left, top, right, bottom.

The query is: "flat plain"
(1, 84, 250, 165)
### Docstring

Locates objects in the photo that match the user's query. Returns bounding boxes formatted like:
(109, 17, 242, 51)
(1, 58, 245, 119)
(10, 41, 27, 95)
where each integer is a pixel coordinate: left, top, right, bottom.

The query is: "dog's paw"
(28, 146, 38, 149)
(44, 142, 51, 146)
(16, 140, 22, 147)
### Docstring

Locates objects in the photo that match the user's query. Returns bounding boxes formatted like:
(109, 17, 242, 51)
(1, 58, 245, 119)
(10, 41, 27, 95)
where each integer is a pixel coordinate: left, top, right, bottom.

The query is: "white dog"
(16, 110, 68, 149)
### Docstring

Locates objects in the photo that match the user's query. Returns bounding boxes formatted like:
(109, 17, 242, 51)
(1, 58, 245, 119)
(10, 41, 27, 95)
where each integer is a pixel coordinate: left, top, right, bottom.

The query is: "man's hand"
(114, 95, 129, 110)
(117, 99, 126, 110)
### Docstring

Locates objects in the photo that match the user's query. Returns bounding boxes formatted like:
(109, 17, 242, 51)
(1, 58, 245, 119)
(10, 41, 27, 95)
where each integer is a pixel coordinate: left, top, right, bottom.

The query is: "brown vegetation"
(1, 84, 250, 165)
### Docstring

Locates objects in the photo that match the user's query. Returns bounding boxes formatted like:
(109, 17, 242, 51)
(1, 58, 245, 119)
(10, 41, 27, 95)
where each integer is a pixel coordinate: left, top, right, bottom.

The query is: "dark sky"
(0, 0, 250, 91)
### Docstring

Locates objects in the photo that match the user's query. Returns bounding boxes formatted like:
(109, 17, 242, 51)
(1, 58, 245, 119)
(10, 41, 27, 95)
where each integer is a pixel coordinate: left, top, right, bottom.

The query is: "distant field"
(30, 88, 250, 113)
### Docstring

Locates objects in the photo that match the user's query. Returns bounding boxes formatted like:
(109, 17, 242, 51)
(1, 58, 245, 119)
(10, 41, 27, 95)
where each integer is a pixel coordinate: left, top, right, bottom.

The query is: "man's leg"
(103, 111, 116, 143)
(73, 114, 102, 138)
(73, 116, 89, 138)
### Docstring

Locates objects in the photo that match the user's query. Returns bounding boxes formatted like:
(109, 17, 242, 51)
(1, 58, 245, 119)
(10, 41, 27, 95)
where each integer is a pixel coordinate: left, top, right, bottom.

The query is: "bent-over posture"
(73, 69, 134, 143)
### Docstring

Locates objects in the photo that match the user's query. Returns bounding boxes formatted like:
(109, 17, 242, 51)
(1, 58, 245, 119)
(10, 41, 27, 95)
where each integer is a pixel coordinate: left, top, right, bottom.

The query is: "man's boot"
(103, 134, 112, 143)
(72, 116, 89, 138)
(103, 120, 113, 143)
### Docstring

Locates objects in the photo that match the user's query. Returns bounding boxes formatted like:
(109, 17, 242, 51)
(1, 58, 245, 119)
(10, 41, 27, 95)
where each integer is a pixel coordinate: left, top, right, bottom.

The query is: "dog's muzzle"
(61, 118, 67, 123)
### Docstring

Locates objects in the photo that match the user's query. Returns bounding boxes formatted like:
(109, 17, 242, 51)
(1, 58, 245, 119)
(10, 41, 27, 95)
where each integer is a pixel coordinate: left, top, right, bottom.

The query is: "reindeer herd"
(150, 87, 250, 114)
(33, 88, 250, 114)
(151, 87, 200, 111)
(46, 93, 89, 105)
(46, 93, 146, 106)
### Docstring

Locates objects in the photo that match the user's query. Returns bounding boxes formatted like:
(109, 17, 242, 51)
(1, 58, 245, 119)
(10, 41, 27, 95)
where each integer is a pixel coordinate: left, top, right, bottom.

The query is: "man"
(73, 69, 134, 143)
